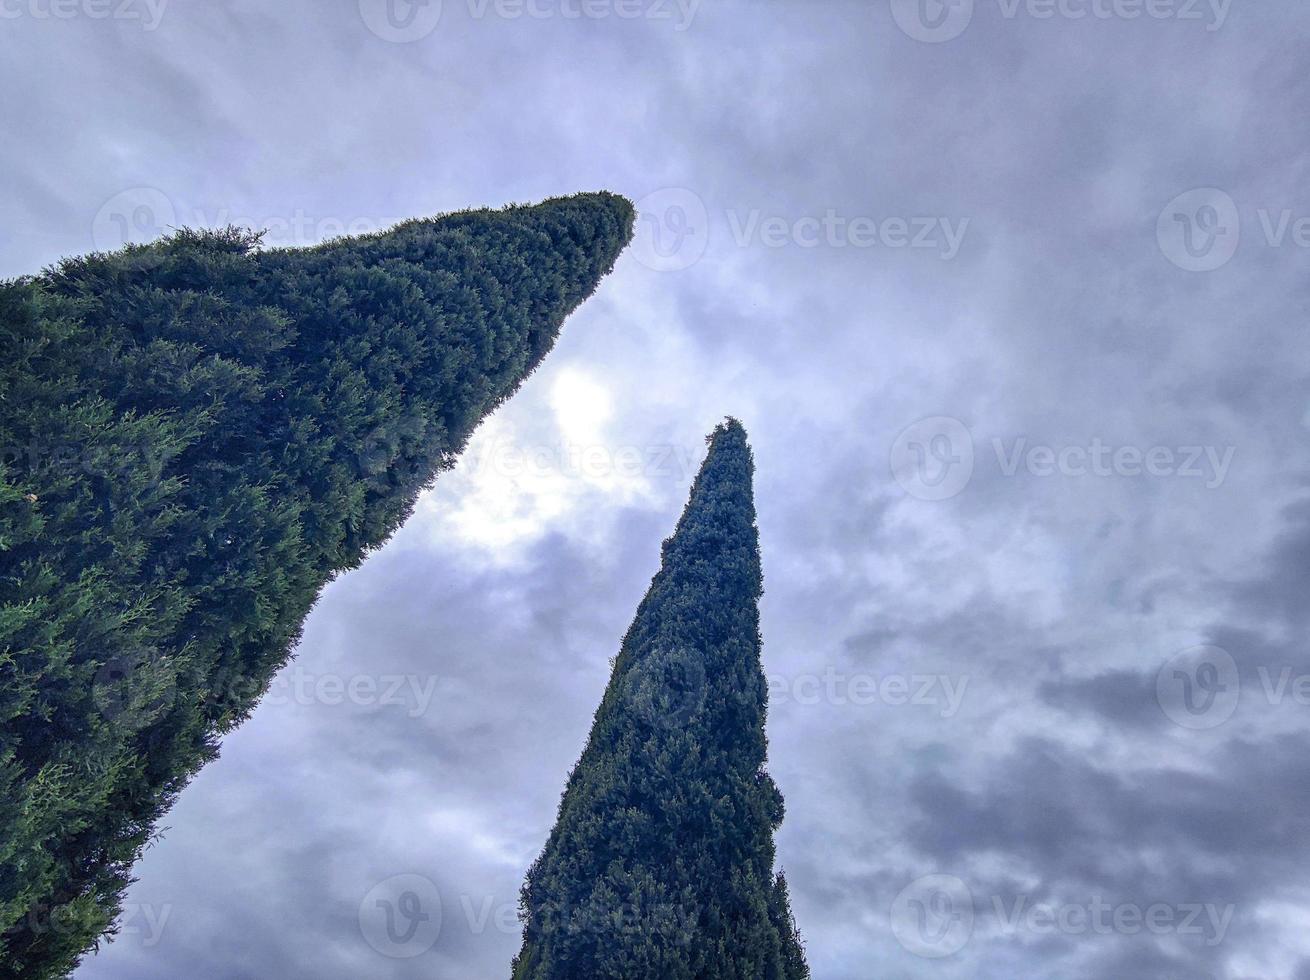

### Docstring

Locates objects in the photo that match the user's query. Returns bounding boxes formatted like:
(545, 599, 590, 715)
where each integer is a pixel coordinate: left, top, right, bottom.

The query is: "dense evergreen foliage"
(0, 192, 633, 979)
(513, 420, 808, 980)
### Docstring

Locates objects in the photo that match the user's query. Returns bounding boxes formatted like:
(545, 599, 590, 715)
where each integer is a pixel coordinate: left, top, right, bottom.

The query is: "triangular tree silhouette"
(0, 193, 633, 978)
(513, 419, 809, 980)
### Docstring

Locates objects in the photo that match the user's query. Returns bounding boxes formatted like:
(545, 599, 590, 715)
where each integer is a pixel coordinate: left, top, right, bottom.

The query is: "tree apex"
(540, 189, 634, 219)
(705, 416, 750, 451)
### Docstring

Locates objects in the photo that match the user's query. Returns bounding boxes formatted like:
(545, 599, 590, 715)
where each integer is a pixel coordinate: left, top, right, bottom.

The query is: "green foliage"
(513, 420, 809, 980)
(0, 193, 633, 979)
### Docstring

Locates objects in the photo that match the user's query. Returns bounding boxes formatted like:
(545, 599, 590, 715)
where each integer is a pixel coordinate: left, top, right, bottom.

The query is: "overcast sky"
(5, 1, 1310, 977)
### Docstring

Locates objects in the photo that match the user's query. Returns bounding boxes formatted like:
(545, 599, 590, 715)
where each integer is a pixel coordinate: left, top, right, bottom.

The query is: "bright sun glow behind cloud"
(549, 365, 612, 446)
(423, 366, 663, 555)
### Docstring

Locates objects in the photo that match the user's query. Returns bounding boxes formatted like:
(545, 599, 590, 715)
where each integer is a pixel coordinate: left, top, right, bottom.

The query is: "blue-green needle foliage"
(513, 420, 809, 980)
(0, 192, 633, 979)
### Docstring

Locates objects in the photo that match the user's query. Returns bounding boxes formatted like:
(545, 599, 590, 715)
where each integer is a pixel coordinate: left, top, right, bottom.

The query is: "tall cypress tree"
(513, 419, 808, 980)
(0, 192, 633, 979)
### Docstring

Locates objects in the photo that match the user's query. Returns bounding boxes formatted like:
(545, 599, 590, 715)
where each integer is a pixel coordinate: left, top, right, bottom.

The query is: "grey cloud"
(2, 2, 1302, 979)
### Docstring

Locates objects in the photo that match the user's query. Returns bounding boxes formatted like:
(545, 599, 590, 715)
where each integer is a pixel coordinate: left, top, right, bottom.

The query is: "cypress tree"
(0, 192, 633, 979)
(513, 419, 808, 980)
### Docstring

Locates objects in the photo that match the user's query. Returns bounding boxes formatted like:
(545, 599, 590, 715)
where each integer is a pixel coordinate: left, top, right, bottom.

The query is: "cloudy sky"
(5, 1, 1310, 977)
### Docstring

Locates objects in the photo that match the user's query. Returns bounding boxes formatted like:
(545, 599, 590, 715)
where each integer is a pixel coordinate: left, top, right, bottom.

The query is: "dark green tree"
(0, 192, 633, 979)
(513, 419, 808, 980)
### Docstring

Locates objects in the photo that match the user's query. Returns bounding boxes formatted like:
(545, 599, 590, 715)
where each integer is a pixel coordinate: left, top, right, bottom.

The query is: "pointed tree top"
(708, 415, 747, 444)
(662, 416, 757, 578)
(352, 190, 634, 258)
(513, 411, 807, 979)
(2, 190, 634, 980)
